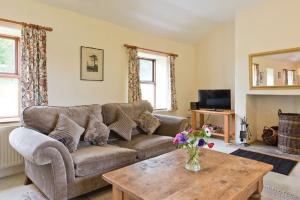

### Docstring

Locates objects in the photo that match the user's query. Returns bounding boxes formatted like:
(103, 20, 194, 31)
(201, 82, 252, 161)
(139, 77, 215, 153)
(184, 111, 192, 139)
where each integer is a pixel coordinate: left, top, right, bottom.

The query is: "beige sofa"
(9, 101, 188, 200)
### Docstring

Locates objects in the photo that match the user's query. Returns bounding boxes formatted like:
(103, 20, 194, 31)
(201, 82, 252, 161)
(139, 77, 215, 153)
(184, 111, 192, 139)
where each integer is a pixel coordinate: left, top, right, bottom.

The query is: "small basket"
(262, 126, 278, 146)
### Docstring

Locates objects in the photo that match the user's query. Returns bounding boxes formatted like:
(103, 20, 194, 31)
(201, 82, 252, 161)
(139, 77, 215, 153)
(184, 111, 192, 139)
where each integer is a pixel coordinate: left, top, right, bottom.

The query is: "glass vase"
(185, 147, 201, 172)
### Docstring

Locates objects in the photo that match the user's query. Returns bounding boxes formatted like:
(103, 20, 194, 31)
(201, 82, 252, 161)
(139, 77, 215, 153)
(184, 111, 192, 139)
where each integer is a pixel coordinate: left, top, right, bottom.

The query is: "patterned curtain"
(292, 70, 296, 85)
(21, 25, 48, 109)
(254, 64, 260, 86)
(283, 69, 288, 85)
(127, 47, 141, 103)
(169, 55, 178, 111)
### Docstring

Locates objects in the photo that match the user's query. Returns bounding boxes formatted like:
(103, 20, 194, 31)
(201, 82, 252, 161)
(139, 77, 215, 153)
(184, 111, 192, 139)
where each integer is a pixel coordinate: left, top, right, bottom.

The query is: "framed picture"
(80, 46, 104, 81)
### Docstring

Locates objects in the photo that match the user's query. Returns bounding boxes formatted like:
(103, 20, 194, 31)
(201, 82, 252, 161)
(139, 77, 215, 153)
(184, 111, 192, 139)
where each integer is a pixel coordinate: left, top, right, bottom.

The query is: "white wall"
(195, 23, 235, 126)
(248, 95, 300, 141)
(196, 23, 235, 99)
(0, 0, 197, 117)
(0, 0, 198, 177)
(235, 0, 300, 142)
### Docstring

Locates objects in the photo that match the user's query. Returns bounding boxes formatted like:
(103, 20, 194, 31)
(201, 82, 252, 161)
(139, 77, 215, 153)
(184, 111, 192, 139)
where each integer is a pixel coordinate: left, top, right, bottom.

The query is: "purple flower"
(175, 133, 188, 144)
(198, 138, 205, 147)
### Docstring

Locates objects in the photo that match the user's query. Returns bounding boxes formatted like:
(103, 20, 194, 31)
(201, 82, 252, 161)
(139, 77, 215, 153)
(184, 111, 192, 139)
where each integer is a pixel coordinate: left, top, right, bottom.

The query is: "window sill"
(0, 117, 20, 124)
(154, 108, 168, 111)
(153, 109, 170, 113)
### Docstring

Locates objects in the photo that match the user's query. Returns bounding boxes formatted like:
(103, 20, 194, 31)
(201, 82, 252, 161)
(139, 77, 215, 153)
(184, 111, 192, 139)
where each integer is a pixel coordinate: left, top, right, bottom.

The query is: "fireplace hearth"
(245, 94, 300, 156)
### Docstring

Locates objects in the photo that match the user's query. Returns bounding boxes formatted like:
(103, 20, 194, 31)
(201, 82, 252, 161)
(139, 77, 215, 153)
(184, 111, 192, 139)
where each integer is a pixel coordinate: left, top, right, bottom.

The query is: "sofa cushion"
(22, 104, 102, 135)
(135, 111, 160, 135)
(84, 115, 110, 146)
(102, 101, 153, 125)
(49, 114, 85, 152)
(71, 145, 137, 177)
(110, 134, 176, 160)
(108, 108, 137, 141)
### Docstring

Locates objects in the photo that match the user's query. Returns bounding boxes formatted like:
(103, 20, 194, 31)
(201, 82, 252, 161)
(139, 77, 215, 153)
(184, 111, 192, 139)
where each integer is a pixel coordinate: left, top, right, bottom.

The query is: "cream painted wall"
(195, 23, 235, 126)
(248, 95, 300, 141)
(0, 0, 198, 177)
(0, 0, 197, 117)
(235, 0, 300, 142)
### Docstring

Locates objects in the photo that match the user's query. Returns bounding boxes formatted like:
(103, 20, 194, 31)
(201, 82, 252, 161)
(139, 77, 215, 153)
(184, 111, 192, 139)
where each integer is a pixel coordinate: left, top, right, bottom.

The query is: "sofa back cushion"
(49, 114, 85, 152)
(102, 101, 153, 125)
(22, 104, 102, 134)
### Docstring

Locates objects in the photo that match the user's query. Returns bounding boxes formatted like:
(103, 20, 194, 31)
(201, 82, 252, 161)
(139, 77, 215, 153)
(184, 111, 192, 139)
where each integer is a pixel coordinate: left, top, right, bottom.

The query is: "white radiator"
(0, 125, 23, 172)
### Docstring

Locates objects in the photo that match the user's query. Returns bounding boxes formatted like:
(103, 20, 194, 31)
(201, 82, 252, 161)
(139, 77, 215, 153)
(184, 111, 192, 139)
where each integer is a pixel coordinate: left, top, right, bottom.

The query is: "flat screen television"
(198, 90, 231, 110)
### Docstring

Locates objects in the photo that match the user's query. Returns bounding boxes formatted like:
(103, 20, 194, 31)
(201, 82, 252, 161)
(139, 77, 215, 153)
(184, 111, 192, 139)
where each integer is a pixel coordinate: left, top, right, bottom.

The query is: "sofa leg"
(24, 176, 32, 185)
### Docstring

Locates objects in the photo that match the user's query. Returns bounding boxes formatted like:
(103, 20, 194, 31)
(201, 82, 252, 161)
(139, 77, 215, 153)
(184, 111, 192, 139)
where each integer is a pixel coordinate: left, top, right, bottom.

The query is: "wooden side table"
(191, 109, 235, 143)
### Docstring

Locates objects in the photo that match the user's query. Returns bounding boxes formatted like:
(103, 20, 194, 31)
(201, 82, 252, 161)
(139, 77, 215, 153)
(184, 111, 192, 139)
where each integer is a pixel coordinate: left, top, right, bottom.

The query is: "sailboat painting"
(81, 46, 104, 81)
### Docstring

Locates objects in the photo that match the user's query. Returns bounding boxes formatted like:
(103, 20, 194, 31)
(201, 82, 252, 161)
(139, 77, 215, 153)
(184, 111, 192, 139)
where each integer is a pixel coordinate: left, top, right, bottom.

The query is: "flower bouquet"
(173, 126, 214, 172)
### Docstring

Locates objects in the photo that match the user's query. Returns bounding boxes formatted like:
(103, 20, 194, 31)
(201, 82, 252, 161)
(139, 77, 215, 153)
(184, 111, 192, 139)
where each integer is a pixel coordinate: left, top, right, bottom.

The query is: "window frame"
(0, 34, 20, 122)
(287, 70, 296, 86)
(138, 57, 159, 109)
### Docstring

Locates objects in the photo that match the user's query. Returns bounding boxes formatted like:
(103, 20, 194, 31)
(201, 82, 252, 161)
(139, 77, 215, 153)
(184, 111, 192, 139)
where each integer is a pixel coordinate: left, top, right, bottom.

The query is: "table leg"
(123, 193, 131, 200)
(112, 185, 123, 200)
(191, 111, 197, 130)
(231, 114, 235, 141)
(249, 179, 263, 200)
(224, 115, 229, 143)
(199, 113, 204, 129)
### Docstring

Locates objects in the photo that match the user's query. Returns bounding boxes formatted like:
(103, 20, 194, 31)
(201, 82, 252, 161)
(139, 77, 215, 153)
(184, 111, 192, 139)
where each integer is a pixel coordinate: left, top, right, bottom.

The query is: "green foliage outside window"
(0, 38, 15, 73)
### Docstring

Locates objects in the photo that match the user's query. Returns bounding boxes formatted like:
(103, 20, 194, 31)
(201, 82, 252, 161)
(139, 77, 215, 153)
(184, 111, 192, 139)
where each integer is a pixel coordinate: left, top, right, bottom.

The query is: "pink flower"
(187, 128, 193, 133)
(173, 133, 188, 144)
(173, 137, 179, 144)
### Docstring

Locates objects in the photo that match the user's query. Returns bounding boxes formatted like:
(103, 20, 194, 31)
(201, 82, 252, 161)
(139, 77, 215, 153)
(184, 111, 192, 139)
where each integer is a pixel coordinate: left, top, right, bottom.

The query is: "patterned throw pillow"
(135, 111, 160, 135)
(84, 115, 110, 146)
(108, 108, 136, 141)
(49, 114, 85, 153)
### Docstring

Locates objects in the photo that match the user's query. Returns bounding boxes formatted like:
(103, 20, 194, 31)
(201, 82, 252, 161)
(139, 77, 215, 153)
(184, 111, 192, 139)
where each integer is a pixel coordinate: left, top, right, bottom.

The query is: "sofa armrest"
(9, 127, 75, 183)
(154, 114, 189, 137)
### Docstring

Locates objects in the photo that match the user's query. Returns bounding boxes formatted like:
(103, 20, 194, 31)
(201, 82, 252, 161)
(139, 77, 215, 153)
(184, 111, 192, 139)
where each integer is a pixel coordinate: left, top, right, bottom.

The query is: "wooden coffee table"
(103, 149, 272, 200)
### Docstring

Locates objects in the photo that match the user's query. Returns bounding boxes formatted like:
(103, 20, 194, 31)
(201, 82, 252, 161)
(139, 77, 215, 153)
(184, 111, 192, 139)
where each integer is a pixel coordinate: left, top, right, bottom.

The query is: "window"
(0, 34, 20, 121)
(139, 58, 156, 106)
(266, 68, 274, 86)
(138, 52, 170, 110)
(287, 70, 295, 85)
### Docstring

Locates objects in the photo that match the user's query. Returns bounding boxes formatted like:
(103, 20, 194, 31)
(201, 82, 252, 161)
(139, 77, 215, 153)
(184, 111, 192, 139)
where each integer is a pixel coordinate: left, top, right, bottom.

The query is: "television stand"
(191, 109, 235, 143)
(205, 109, 225, 112)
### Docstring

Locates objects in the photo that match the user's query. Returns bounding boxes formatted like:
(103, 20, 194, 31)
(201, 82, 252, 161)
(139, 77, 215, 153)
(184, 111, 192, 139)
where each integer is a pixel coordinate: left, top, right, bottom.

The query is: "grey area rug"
(1, 183, 299, 200)
(230, 149, 297, 175)
(241, 142, 300, 162)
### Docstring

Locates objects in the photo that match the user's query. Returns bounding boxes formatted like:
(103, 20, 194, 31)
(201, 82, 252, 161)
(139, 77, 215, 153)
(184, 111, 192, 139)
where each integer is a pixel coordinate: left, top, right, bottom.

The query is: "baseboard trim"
(0, 164, 24, 178)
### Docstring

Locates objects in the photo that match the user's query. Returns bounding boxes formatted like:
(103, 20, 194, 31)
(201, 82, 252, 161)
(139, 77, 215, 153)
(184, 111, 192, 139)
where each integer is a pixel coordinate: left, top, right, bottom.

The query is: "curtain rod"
(0, 18, 53, 32)
(124, 44, 178, 57)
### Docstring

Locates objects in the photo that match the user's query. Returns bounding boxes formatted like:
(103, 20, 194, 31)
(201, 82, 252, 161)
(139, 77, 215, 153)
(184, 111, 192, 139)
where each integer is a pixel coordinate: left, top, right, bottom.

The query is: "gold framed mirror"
(249, 47, 300, 89)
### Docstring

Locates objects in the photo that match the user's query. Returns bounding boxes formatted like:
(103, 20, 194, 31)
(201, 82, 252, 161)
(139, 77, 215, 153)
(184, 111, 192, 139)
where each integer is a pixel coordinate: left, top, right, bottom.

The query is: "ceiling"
(268, 52, 300, 63)
(37, 0, 265, 44)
